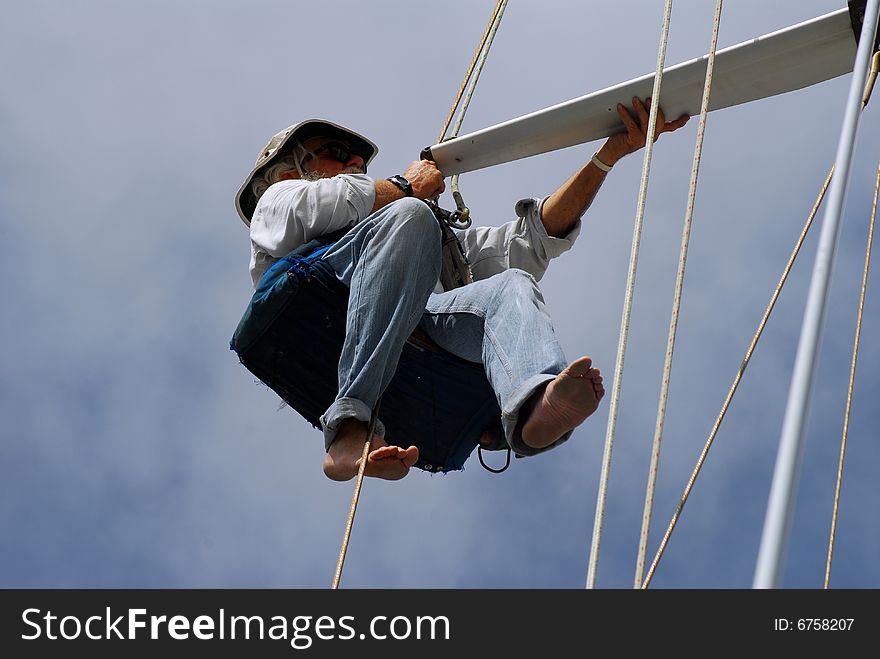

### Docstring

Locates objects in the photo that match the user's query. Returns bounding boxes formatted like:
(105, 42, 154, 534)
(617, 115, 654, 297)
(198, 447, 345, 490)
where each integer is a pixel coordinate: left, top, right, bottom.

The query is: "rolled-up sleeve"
(456, 196, 581, 282)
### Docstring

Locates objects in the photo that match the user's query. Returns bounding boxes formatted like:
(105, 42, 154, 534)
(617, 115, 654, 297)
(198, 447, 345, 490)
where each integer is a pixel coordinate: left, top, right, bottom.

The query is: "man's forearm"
(541, 98, 689, 237)
(541, 142, 619, 237)
(371, 179, 407, 213)
(371, 160, 448, 213)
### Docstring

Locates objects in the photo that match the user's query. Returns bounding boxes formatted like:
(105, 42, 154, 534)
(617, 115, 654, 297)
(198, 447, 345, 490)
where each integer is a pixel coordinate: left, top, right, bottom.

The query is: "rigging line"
(862, 52, 880, 108)
(643, 43, 880, 590)
(825, 159, 879, 589)
(635, 0, 724, 590)
(446, 0, 509, 223)
(437, 0, 507, 144)
(639, 165, 834, 588)
(447, 0, 508, 142)
(587, 0, 675, 590)
(332, 399, 382, 589)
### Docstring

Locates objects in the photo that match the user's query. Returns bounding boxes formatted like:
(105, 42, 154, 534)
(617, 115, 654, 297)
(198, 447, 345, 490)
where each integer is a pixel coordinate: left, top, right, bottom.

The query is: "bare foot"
(323, 418, 419, 481)
(520, 357, 605, 449)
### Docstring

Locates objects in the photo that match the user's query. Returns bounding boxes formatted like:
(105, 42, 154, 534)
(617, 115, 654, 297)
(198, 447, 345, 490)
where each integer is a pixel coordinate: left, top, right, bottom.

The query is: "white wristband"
(591, 151, 613, 172)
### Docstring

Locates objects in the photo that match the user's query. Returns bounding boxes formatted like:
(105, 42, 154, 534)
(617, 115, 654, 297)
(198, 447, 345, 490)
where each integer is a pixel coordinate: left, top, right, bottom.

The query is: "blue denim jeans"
(320, 198, 570, 455)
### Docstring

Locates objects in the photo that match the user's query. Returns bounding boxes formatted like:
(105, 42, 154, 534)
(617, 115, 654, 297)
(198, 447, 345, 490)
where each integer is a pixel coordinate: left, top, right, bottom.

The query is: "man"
(235, 97, 688, 482)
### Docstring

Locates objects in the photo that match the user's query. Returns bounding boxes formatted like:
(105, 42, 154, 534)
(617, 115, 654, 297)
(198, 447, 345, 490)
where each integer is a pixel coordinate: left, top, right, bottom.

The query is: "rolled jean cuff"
(321, 397, 386, 451)
(501, 373, 573, 457)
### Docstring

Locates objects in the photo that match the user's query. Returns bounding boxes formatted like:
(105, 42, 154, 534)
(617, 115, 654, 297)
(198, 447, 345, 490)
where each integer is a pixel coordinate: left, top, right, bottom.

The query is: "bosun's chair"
(230, 232, 508, 474)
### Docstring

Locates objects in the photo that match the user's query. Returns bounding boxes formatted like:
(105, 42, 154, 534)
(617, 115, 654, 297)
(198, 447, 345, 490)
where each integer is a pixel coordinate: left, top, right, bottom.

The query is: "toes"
(346, 444, 418, 481)
(565, 356, 593, 378)
(585, 368, 605, 400)
(402, 446, 419, 468)
(369, 446, 400, 461)
(368, 445, 419, 469)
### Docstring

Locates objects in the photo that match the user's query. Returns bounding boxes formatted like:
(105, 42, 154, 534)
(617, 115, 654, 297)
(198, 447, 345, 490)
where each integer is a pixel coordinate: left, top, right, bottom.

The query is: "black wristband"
(387, 174, 413, 197)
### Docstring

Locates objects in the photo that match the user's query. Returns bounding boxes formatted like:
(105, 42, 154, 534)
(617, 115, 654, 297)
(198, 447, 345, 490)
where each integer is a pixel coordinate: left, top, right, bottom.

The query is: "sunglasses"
(303, 141, 356, 165)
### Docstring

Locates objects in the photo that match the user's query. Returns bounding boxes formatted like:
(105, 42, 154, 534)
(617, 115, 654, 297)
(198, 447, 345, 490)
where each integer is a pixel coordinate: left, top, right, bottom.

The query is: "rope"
(824, 160, 879, 589)
(437, 0, 507, 144)
(438, 0, 509, 225)
(641, 47, 880, 589)
(639, 166, 833, 588)
(634, 0, 724, 589)
(861, 52, 880, 108)
(587, 0, 675, 590)
(332, 400, 382, 589)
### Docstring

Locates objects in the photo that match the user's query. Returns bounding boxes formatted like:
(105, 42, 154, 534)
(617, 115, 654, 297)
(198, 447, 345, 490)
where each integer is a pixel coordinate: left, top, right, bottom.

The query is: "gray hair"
(249, 150, 309, 201)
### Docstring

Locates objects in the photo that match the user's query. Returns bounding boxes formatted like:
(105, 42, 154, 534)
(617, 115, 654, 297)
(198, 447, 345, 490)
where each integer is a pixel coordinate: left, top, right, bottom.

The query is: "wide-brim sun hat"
(235, 119, 379, 226)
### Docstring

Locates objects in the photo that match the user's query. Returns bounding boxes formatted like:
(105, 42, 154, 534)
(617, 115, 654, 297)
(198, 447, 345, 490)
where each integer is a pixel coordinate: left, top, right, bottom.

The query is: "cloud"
(1, 0, 877, 590)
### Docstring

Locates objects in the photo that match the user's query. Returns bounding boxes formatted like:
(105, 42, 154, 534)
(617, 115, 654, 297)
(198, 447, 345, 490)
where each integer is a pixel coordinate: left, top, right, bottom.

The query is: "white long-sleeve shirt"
(249, 174, 581, 288)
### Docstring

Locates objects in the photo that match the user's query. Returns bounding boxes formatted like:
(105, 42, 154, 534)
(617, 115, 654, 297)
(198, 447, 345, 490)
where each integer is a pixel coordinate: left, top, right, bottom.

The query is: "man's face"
(300, 136, 366, 178)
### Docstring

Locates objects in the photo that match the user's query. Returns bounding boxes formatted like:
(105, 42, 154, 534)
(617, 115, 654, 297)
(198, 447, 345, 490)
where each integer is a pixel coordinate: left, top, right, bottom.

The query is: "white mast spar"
(423, 8, 860, 176)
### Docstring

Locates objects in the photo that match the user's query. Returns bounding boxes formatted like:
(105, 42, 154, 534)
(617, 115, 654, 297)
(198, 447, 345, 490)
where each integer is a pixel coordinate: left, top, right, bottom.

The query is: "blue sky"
(1, 0, 878, 589)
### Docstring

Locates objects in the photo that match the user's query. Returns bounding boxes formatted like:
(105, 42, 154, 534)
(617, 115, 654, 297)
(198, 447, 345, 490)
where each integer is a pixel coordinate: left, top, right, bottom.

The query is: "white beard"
(300, 165, 364, 181)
